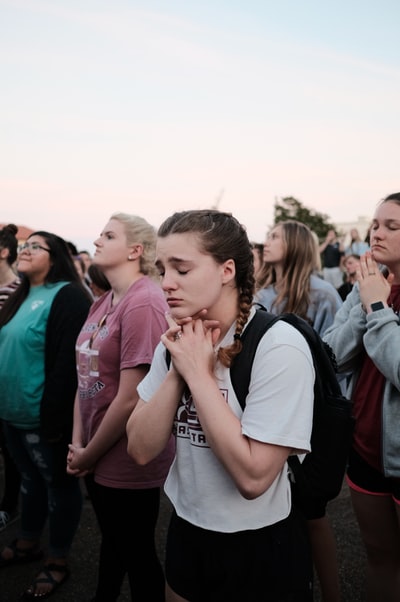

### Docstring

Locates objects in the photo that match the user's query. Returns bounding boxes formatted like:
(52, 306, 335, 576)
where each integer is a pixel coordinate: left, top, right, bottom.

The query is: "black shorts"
(346, 448, 400, 503)
(165, 509, 313, 602)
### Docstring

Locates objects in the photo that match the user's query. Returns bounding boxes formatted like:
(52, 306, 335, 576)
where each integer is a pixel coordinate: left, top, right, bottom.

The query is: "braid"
(218, 263, 255, 367)
(158, 209, 255, 368)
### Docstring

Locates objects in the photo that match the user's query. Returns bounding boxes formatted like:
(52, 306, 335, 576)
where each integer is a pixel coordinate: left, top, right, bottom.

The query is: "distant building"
(336, 216, 371, 246)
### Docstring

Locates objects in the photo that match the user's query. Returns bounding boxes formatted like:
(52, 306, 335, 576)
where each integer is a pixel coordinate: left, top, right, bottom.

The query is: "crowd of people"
(0, 194, 399, 601)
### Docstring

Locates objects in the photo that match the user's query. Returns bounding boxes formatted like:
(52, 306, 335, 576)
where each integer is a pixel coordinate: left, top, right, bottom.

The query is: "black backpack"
(230, 309, 355, 505)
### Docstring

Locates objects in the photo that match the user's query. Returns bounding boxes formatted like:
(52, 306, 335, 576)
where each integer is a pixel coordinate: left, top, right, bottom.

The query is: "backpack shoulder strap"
(230, 309, 279, 410)
(277, 313, 342, 398)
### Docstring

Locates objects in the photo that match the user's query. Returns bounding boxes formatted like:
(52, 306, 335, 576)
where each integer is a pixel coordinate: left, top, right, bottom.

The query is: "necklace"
(89, 313, 108, 349)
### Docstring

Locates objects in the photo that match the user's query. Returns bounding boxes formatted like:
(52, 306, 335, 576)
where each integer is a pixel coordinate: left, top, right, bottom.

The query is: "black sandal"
(0, 539, 43, 568)
(21, 563, 70, 599)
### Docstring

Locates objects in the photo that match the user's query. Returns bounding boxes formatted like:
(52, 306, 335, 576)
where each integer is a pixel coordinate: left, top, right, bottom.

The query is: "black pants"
(85, 475, 165, 602)
(0, 420, 21, 514)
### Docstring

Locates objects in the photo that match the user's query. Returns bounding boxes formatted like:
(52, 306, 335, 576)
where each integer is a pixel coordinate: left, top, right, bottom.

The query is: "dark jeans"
(0, 420, 21, 513)
(3, 422, 82, 557)
(85, 475, 165, 602)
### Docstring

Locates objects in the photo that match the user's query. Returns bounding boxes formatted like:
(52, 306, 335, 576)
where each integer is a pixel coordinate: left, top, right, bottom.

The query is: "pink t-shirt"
(76, 275, 175, 488)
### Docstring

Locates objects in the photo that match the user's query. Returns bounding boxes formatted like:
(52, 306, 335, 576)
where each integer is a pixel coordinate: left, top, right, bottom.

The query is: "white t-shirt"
(137, 310, 314, 533)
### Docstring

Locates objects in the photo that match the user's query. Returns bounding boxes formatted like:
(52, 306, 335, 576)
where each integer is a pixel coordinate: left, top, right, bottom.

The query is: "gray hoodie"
(323, 282, 400, 478)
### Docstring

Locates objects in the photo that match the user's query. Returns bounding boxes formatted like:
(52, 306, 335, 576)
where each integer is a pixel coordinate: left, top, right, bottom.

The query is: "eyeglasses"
(20, 242, 51, 254)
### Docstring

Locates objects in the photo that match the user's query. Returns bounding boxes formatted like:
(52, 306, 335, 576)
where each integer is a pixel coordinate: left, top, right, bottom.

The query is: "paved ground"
(0, 468, 366, 601)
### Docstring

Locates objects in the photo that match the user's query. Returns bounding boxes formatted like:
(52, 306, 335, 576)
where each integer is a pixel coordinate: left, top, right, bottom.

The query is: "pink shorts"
(346, 448, 400, 504)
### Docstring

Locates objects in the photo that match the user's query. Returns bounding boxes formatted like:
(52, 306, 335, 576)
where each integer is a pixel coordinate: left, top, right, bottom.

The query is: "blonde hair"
(111, 212, 159, 280)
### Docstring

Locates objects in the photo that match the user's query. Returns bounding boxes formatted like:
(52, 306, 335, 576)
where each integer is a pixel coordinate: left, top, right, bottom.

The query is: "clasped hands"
(66, 444, 92, 478)
(162, 310, 221, 379)
(357, 252, 392, 312)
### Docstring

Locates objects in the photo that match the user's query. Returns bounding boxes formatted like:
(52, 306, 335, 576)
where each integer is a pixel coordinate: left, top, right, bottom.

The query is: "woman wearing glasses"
(0, 232, 92, 599)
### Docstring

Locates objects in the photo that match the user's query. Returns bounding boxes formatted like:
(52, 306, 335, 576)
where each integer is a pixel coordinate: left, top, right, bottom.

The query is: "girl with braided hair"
(127, 209, 315, 602)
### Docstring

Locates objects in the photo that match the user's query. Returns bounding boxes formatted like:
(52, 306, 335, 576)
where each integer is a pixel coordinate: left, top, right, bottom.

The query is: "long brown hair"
(381, 192, 400, 206)
(256, 220, 316, 321)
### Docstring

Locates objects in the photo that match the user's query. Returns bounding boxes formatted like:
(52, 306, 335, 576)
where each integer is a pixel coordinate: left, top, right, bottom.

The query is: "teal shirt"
(0, 282, 68, 428)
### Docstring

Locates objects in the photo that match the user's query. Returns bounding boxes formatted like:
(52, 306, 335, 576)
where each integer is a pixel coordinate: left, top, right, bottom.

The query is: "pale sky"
(1, 0, 399, 254)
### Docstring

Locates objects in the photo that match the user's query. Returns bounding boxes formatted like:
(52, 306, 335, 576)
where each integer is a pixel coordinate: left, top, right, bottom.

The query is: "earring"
(128, 255, 133, 261)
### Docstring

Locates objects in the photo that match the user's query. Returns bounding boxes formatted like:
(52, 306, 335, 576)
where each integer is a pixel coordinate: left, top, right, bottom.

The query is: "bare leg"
(22, 557, 69, 597)
(350, 489, 400, 602)
(307, 516, 341, 602)
(0, 538, 41, 561)
(166, 582, 189, 602)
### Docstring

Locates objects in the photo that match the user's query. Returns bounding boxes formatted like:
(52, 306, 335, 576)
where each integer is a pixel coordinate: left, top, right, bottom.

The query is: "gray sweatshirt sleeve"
(322, 284, 367, 372)
(324, 282, 400, 387)
(363, 307, 400, 389)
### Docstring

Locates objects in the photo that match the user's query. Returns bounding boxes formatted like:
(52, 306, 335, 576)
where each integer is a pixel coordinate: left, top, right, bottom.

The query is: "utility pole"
(211, 188, 224, 209)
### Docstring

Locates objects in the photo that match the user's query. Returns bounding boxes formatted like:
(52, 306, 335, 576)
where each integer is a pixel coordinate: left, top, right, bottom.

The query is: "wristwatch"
(370, 301, 385, 311)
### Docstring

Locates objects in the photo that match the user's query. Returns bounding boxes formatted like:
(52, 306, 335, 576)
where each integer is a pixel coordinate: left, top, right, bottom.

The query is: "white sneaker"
(0, 510, 19, 532)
